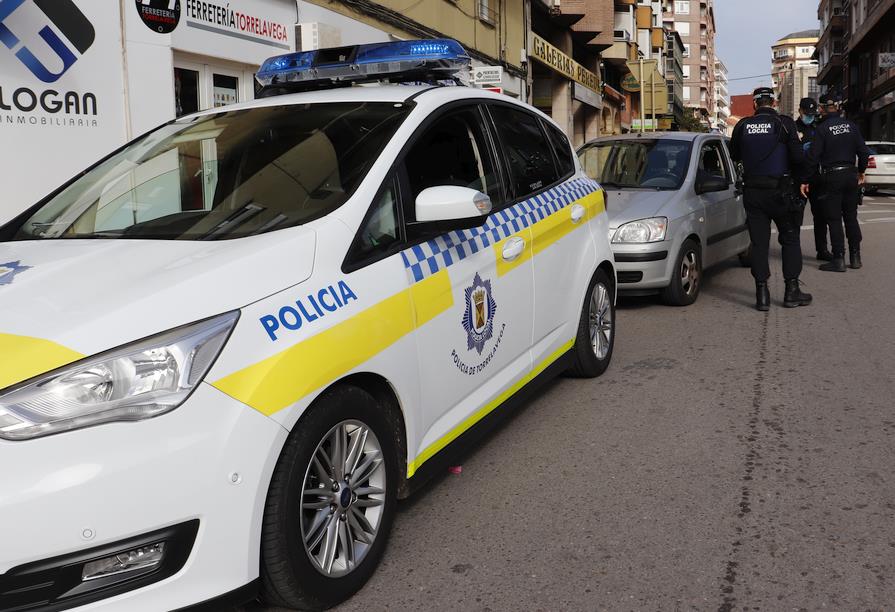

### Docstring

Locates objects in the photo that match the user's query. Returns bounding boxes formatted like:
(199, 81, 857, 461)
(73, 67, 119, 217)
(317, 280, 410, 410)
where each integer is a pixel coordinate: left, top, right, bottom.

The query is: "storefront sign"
(181, 0, 290, 49)
(0, 0, 127, 221)
(573, 82, 602, 109)
(880, 52, 895, 70)
(621, 73, 641, 93)
(136, 0, 181, 34)
(530, 34, 599, 93)
(472, 66, 502, 85)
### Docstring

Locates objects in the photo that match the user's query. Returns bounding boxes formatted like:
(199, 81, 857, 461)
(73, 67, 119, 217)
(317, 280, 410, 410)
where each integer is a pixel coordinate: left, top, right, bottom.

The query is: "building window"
(478, 0, 497, 25)
(675, 1, 690, 14)
(682, 65, 691, 79)
(683, 43, 691, 58)
(683, 86, 691, 101)
(675, 22, 690, 37)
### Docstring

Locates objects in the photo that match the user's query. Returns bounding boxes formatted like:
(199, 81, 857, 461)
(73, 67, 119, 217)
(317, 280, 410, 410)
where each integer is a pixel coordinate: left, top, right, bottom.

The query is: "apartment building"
(772, 30, 820, 118)
(816, 0, 848, 98)
(843, 0, 895, 140)
(715, 58, 730, 133)
(663, 0, 716, 125)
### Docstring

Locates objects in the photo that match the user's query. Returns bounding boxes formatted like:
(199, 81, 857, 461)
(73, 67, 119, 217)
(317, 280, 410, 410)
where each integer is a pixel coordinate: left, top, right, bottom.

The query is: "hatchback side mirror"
(695, 171, 729, 195)
(410, 186, 492, 233)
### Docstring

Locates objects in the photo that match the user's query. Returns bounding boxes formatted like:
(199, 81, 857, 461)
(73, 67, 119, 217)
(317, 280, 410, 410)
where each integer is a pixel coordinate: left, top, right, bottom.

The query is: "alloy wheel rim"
(588, 282, 613, 359)
(300, 419, 386, 577)
(680, 251, 700, 296)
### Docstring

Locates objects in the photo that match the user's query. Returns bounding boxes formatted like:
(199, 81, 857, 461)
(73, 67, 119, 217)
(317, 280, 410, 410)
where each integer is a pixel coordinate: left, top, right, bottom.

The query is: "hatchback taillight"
(868, 156, 877, 169)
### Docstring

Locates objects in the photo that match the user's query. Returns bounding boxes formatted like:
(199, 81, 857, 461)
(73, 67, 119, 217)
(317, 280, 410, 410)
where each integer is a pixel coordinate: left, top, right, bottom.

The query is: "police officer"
(795, 97, 833, 261)
(730, 87, 812, 311)
(807, 93, 871, 271)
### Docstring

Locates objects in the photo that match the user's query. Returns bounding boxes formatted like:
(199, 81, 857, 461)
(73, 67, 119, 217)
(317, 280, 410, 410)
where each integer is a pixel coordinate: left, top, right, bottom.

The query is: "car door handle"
(570, 204, 586, 223)
(501, 236, 526, 261)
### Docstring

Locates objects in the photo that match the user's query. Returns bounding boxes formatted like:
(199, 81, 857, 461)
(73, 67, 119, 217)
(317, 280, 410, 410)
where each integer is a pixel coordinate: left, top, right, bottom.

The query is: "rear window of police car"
(9, 103, 409, 241)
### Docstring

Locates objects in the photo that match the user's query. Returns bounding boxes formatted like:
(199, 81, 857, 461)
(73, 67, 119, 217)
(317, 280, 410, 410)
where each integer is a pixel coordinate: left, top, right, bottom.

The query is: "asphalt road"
(253, 192, 895, 611)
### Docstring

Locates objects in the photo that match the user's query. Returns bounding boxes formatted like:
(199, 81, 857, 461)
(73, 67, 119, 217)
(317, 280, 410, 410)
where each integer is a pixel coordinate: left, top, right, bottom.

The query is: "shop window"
(174, 67, 199, 117)
(404, 107, 502, 214)
(489, 106, 559, 199)
(213, 74, 239, 107)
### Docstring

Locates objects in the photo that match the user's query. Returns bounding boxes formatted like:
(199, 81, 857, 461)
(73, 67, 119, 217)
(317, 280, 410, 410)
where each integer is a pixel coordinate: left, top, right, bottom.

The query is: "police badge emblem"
(0, 261, 30, 286)
(462, 273, 497, 355)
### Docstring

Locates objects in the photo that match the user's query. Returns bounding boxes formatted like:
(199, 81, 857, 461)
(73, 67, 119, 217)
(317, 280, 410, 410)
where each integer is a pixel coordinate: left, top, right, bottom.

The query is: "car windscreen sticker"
(0, 261, 31, 286)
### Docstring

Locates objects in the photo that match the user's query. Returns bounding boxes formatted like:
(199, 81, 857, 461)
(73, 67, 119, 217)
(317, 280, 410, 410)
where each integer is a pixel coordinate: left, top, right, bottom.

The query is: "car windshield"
(578, 139, 691, 190)
(4, 102, 409, 241)
(869, 143, 895, 155)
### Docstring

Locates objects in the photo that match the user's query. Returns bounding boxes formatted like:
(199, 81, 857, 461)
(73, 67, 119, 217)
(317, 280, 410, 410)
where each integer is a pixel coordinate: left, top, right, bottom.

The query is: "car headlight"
(0, 311, 239, 441)
(611, 217, 668, 243)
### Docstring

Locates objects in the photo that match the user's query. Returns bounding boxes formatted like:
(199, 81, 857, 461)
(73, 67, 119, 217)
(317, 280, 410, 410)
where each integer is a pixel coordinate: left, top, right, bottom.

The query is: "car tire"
(259, 384, 399, 611)
(864, 186, 878, 196)
(737, 245, 752, 268)
(568, 269, 615, 378)
(661, 239, 702, 306)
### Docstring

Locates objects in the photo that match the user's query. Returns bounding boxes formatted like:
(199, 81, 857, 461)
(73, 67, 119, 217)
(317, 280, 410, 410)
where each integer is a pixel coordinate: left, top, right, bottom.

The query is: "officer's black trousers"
(743, 187, 803, 282)
(817, 168, 862, 256)
(808, 185, 829, 253)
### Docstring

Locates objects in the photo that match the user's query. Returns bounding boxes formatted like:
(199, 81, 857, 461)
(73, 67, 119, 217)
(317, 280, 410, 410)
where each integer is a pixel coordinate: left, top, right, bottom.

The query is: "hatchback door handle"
(501, 236, 525, 261)
(571, 204, 586, 223)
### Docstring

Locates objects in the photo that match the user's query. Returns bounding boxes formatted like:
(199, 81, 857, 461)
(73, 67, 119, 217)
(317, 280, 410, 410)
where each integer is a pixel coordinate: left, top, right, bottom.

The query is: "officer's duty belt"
(743, 175, 787, 189)
(820, 165, 857, 174)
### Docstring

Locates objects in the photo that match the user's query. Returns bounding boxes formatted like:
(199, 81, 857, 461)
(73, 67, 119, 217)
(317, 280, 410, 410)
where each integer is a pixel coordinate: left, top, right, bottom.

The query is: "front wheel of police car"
(260, 384, 399, 610)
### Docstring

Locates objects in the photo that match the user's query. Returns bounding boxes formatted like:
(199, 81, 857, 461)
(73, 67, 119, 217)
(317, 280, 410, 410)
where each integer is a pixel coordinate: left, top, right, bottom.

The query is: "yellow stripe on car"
(0, 334, 84, 391)
(212, 270, 453, 416)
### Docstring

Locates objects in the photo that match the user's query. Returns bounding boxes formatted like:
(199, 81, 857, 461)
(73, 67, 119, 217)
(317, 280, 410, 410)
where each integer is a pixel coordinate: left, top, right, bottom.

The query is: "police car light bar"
(256, 39, 471, 91)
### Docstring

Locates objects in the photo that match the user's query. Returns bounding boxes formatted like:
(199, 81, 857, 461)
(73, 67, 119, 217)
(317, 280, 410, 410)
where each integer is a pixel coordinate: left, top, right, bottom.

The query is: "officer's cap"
(799, 97, 818, 113)
(752, 87, 776, 101)
(819, 92, 841, 107)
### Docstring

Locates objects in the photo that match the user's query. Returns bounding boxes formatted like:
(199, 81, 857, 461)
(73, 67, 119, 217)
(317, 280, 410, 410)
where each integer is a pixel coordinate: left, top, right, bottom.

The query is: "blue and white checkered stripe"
(401, 177, 598, 283)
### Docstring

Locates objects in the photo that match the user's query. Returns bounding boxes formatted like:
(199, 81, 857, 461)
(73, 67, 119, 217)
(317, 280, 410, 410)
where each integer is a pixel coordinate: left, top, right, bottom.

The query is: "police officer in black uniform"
(730, 87, 812, 311)
(795, 97, 833, 261)
(807, 93, 871, 271)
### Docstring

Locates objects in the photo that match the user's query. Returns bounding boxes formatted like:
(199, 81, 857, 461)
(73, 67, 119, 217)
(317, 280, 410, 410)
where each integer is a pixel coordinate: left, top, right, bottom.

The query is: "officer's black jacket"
(796, 117, 819, 181)
(730, 107, 806, 181)
(806, 114, 872, 173)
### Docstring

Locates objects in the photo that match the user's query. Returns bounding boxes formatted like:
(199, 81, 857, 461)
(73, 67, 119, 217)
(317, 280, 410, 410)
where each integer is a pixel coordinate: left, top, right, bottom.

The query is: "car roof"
(182, 84, 536, 120)
(582, 132, 710, 145)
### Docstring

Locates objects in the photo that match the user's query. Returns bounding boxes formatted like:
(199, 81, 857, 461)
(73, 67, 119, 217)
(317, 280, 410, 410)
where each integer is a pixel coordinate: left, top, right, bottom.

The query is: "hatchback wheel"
(568, 269, 615, 378)
(260, 385, 398, 610)
(662, 239, 702, 306)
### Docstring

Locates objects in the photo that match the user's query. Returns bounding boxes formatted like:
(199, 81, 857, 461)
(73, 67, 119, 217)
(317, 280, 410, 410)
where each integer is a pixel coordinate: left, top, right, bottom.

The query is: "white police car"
(0, 39, 616, 611)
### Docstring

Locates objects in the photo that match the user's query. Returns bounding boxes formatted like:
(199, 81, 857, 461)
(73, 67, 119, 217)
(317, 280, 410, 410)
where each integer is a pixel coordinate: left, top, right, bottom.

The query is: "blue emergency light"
(256, 38, 471, 92)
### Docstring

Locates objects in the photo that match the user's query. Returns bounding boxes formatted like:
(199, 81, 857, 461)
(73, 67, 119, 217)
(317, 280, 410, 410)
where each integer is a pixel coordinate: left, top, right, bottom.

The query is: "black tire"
(737, 245, 752, 268)
(568, 269, 615, 378)
(661, 239, 702, 306)
(864, 186, 878, 196)
(260, 385, 399, 610)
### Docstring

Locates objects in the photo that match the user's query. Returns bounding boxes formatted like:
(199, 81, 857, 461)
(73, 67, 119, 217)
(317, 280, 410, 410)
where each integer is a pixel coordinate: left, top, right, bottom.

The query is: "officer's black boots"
(783, 279, 813, 308)
(820, 257, 847, 272)
(849, 249, 863, 269)
(755, 281, 770, 311)
(816, 250, 834, 261)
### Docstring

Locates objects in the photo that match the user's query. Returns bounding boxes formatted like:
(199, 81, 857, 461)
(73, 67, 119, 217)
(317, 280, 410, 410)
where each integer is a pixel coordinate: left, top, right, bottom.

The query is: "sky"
(714, 0, 819, 97)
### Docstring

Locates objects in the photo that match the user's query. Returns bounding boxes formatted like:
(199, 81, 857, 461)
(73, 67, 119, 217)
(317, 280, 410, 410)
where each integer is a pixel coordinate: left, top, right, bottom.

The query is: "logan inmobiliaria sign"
(0, 0, 127, 221)
(530, 34, 600, 94)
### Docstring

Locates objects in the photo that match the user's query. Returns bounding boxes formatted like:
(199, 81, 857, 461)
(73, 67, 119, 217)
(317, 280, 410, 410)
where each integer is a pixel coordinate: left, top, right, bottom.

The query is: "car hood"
(0, 230, 315, 389)
(604, 189, 679, 228)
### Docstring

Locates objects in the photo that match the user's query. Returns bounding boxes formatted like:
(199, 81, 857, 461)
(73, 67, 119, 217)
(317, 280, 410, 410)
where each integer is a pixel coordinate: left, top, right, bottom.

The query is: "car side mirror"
(409, 186, 492, 233)
(695, 171, 729, 195)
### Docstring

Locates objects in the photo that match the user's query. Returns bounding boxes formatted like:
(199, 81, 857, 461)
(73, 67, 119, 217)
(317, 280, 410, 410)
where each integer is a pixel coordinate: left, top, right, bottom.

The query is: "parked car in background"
(578, 133, 750, 306)
(865, 142, 895, 195)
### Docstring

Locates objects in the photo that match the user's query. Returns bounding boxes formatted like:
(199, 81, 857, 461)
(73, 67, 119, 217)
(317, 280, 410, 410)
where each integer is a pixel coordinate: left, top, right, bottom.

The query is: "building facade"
(663, 0, 716, 126)
(815, 0, 848, 100)
(714, 57, 730, 133)
(843, 0, 895, 140)
(772, 30, 820, 118)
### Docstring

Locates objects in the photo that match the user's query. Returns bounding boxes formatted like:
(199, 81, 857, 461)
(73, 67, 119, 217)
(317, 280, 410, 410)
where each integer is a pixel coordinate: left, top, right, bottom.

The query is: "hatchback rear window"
(869, 144, 895, 155)
(6, 103, 409, 241)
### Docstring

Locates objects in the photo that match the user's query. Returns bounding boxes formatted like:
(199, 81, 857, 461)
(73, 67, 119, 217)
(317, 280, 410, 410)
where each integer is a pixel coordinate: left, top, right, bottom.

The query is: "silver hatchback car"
(578, 132, 750, 305)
